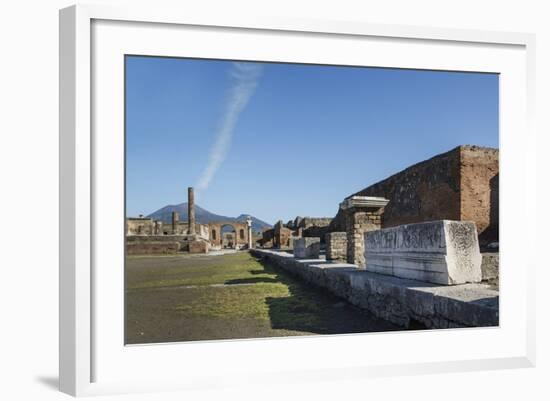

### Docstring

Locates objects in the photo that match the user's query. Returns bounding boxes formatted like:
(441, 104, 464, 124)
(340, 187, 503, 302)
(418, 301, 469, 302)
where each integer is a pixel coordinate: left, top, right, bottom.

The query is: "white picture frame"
(59, 3, 536, 397)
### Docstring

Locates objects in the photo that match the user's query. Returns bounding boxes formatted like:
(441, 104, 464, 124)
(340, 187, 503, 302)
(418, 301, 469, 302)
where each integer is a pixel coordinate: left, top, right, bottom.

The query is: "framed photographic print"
(59, 4, 536, 397)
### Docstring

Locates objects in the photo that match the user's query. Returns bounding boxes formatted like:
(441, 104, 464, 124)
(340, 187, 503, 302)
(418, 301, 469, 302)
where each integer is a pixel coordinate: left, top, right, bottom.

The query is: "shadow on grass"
(237, 256, 400, 335)
(225, 277, 280, 285)
(249, 269, 271, 275)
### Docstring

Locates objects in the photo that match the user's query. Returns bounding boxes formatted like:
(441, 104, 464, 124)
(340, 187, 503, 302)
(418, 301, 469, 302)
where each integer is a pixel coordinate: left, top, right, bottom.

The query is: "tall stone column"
(188, 187, 196, 235)
(171, 211, 179, 235)
(154, 220, 163, 235)
(246, 216, 253, 249)
(340, 196, 389, 267)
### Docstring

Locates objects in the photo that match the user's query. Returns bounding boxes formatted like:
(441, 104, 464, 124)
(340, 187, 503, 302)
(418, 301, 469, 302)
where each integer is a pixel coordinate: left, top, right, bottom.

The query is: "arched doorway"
(208, 221, 249, 250)
(221, 224, 237, 249)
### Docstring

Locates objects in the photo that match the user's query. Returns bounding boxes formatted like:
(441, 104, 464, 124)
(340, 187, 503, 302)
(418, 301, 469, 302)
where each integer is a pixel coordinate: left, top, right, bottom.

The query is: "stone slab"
(293, 237, 321, 259)
(340, 196, 389, 210)
(365, 220, 482, 285)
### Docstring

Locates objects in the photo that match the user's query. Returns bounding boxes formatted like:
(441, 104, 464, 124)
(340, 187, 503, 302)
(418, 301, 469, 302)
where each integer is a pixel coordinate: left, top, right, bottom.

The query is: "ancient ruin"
(125, 145, 499, 329)
(331, 145, 499, 246)
(127, 146, 499, 261)
(126, 187, 252, 254)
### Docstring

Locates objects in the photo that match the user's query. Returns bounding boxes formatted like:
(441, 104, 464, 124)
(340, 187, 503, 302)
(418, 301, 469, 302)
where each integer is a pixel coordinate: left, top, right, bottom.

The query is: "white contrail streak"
(196, 62, 262, 192)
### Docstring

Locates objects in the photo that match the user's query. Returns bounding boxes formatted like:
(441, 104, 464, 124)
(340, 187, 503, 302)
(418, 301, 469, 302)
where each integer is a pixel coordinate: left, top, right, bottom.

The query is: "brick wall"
(354, 146, 463, 227)
(330, 145, 499, 245)
(459, 146, 499, 245)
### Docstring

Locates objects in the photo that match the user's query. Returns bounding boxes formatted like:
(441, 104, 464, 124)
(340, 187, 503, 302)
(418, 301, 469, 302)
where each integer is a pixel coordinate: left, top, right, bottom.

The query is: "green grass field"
(125, 252, 399, 344)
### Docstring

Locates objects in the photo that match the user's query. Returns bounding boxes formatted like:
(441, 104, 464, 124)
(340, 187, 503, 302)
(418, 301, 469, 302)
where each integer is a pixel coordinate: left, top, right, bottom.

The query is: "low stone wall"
(127, 241, 179, 255)
(126, 235, 210, 253)
(126, 235, 189, 243)
(364, 220, 482, 285)
(251, 249, 498, 329)
(325, 232, 347, 262)
(127, 235, 191, 251)
(293, 237, 321, 258)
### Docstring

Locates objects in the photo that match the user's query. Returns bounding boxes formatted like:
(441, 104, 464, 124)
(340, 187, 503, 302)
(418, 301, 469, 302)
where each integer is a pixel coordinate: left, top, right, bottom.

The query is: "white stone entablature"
(340, 196, 389, 211)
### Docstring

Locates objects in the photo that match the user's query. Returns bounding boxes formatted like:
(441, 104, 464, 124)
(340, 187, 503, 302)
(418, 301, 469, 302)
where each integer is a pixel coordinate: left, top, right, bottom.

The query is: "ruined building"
(127, 145, 498, 260)
(126, 187, 253, 254)
(258, 217, 334, 249)
(329, 145, 498, 246)
(263, 145, 499, 268)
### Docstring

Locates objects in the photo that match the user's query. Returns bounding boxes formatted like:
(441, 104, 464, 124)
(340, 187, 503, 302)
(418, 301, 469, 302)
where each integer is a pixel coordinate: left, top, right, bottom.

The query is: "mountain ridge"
(146, 203, 272, 233)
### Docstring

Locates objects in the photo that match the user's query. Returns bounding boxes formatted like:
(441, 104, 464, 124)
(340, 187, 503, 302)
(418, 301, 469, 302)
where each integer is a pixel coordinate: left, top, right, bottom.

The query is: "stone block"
(293, 237, 321, 259)
(481, 253, 499, 281)
(365, 220, 482, 285)
(189, 240, 209, 254)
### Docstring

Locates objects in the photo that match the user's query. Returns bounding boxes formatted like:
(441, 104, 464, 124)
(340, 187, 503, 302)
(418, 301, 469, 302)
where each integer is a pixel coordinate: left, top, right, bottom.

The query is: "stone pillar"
(188, 187, 196, 235)
(246, 216, 253, 248)
(325, 232, 347, 262)
(171, 211, 179, 234)
(154, 220, 163, 235)
(340, 196, 389, 267)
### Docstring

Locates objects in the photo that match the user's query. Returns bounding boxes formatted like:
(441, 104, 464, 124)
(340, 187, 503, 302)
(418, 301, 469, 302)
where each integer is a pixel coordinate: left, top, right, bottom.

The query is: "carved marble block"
(364, 220, 482, 285)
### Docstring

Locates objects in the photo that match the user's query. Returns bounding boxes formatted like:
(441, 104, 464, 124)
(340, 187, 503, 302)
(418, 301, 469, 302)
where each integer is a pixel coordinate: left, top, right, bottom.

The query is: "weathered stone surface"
(293, 237, 321, 259)
(189, 240, 209, 254)
(481, 252, 499, 281)
(325, 232, 347, 262)
(337, 196, 388, 267)
(126, 217, 155, 235)
(460, 147, 499, 246)
(365, 220, 482, 285)
(127, 234, 214, 254)
(251, 249, 498, 329)
(297, 217, 333, 242)
(340, 196, 389, 211)
(126, 241, 179, 255)
(172, 211, 179, 234)
(187, 187, 196, 235)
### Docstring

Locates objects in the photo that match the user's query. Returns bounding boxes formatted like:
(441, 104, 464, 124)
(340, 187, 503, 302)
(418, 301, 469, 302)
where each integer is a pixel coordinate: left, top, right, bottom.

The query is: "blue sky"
(126, 56, 498, 224)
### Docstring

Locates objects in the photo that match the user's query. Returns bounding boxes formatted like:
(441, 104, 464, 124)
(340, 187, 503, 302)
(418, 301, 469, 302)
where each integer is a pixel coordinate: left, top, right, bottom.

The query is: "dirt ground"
(125, 251, 400, 344)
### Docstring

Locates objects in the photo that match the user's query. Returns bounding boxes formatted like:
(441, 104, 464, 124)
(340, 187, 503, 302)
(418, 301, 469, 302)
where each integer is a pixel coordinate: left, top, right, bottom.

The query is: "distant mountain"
(146, 203, 272, 233)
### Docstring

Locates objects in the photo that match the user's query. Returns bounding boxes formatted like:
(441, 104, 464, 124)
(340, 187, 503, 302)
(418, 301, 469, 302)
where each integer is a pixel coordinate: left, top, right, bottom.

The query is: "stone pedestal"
(293, 237, 321, 259)
(340, 196, 389, 267)
(364, 220, 482, 285)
